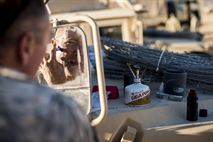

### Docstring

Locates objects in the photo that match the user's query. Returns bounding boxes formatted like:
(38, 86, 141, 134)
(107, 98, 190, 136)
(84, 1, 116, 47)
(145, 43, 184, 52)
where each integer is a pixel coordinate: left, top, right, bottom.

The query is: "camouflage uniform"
(0, 68, 97, 142)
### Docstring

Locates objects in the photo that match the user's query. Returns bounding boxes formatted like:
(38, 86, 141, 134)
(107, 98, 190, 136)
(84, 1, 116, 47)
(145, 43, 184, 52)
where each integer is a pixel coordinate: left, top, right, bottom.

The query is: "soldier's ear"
(17, 32, 35, 66)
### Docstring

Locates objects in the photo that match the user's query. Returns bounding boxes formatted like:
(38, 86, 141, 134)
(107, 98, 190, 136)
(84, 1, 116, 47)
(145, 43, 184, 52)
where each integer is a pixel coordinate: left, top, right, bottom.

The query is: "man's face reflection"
(57, 29, 83, 81)
(59, 30, 80, 67)
(38, 28, 84, 85)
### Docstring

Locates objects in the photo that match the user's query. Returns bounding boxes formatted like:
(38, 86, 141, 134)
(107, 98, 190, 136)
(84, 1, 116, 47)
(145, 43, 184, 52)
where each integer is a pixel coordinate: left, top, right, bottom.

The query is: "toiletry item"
(187, 89, 198, 121)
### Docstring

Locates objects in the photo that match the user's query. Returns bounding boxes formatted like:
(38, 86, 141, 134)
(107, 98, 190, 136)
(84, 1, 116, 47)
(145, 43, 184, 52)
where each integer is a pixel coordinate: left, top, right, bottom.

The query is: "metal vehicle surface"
(48, 2, 143, 45)
(108, 0, 167, 28)
(43, 1, 213, 142)
(101, 0, 205, 53)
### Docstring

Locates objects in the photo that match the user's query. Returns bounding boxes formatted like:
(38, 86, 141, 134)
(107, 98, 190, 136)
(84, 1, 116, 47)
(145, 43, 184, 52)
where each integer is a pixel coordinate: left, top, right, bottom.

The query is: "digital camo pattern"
(0, 76, 96, 142)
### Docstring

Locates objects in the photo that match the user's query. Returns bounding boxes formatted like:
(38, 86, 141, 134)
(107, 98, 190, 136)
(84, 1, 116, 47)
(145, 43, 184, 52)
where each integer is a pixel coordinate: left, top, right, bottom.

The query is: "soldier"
(39, 27, 84, 85)
(0, 0, 97, 142)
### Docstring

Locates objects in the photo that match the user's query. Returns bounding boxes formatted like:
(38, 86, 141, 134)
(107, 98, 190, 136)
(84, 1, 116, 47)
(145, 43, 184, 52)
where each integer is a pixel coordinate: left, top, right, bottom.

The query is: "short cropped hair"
(0, 0, 48, 48)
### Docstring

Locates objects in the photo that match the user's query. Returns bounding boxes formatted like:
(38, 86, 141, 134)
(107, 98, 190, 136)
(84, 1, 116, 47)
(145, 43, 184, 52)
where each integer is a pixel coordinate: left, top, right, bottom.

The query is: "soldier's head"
(0, 0, 50, 77)
(56, 27, 81, 65)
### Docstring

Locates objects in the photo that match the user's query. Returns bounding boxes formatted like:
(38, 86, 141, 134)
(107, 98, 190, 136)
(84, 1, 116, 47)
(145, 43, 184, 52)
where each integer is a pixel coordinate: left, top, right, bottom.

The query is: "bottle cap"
(199, 109, 208, 117)
(189, 89, 196, 94)
(188, 89, 197, 98)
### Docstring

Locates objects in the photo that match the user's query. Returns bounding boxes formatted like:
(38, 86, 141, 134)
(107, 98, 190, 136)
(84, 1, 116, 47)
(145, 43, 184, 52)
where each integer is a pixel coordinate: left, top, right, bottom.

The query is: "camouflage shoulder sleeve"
(44, 92, 97, 142)
(0, 80, 98, 142)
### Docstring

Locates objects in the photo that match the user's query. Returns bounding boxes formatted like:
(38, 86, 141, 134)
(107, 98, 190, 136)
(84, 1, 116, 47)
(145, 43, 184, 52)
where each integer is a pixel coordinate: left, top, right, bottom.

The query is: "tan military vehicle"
(48, 0, 143, 45)
(40, 1, 213, 142)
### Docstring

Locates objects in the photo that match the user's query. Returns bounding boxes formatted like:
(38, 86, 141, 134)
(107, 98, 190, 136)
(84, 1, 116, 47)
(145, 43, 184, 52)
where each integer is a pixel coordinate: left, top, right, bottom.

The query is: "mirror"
(37, 25, 92, 113)
(37, 15, 107, 126)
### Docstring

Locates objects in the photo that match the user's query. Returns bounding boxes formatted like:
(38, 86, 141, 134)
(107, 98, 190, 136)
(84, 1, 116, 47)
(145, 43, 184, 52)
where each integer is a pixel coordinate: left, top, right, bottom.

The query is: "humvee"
(48, 0, 143, 45)
(42, 1, 213, 142)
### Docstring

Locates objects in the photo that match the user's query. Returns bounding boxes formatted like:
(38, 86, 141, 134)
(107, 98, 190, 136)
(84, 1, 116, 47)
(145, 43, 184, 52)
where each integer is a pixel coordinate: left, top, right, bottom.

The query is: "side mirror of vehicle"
(37, 15, 108, 126)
